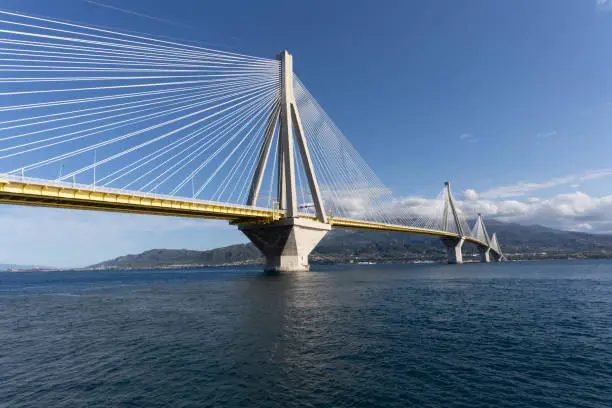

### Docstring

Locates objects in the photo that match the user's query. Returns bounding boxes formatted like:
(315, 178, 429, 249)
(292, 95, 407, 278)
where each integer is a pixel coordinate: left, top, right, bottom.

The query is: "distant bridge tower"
(239, 50, 331, 272)
(489, 233, 504, 262)
(440, 181, 465, 264)
(473, 213, 491, 263)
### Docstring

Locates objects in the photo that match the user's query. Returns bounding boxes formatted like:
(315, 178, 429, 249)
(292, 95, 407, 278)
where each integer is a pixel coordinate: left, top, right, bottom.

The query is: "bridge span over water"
(0, 11, 503, 271)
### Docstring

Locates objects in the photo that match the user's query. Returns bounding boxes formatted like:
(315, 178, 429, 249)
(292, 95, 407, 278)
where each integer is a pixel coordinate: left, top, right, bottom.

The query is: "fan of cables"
(0, 10, 280, 207)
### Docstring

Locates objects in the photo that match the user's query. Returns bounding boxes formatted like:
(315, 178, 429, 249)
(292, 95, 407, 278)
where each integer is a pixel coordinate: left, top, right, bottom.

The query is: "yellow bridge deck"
(0, 176, 490, 249)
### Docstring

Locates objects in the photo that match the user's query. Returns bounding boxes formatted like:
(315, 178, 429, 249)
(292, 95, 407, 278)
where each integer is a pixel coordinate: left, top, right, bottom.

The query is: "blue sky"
(1, 0, 612, 267)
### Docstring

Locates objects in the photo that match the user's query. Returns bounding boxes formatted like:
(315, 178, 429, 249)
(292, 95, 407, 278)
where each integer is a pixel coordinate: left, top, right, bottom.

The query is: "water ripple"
(1, 261, 612, 407)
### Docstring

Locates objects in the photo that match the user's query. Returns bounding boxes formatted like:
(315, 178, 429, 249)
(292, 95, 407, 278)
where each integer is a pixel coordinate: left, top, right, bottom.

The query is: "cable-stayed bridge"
(0, 11, 504, 271)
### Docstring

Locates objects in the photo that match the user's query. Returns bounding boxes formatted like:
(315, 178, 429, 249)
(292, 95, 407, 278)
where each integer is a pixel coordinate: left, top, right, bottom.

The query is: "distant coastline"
(4, 253, 611, 273)
(4, 220, 612, 272)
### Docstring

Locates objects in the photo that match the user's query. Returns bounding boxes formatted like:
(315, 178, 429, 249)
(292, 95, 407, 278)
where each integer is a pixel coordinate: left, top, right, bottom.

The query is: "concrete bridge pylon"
(474, 213, 492, 263)
(441, 181, 465, 264)
(240, 50, 330, 272)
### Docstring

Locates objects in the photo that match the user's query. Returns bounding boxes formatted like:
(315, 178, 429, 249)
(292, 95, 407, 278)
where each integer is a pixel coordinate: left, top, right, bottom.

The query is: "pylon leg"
(478, 246, 491, 263)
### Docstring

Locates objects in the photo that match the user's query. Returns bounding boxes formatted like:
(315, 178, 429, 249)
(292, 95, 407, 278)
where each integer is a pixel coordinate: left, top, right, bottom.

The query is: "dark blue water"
(1, 261, 612, 407)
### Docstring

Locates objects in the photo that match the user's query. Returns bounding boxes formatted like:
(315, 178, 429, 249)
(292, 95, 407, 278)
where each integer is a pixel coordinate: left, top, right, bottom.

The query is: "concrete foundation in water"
(441, 237, 465, 264)
(239, 218, 331, 272)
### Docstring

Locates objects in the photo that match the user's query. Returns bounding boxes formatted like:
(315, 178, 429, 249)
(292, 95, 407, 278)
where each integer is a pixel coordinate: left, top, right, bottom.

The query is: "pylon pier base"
(478, 246, 491, 263)
(239, 218, 331, 272)
(491, 252, 502, 262)
(441, 237, 464, 264)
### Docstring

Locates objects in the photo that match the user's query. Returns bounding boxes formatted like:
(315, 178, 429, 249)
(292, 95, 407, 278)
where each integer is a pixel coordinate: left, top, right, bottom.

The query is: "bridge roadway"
(0, 175, 497, 255)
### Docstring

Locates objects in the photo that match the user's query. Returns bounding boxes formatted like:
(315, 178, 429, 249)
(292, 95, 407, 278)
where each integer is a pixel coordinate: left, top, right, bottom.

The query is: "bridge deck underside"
(0, 178, 497, 255)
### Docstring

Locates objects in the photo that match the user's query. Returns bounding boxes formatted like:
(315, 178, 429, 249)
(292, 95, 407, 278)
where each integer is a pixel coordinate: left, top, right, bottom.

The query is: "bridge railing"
(0, 173, 276, 213)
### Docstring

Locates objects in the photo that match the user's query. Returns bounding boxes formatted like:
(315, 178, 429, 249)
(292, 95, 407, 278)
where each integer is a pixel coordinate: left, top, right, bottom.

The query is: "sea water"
(1, 260, 611, 407)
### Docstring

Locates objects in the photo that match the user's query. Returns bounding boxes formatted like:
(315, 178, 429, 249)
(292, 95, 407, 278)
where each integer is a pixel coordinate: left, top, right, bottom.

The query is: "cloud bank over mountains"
(388, 169, 612, 234)
(459, 191, 612, 233)
(453, 169, 612, 233)
(384, 191, 612, 234)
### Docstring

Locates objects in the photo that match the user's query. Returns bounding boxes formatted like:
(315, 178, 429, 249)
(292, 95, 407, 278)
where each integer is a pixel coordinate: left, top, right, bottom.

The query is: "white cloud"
(382, 196, 445, 220)
(459, 133, 477, 142)
(461, 189, 479, 201)
(577, 222, 594, 230)
(597, 0, 612, 12)
(476, 169, 612, 199)
(378, 189, 612, 235)
(536, 130, 557, 138)
(457, 191, 612, 233)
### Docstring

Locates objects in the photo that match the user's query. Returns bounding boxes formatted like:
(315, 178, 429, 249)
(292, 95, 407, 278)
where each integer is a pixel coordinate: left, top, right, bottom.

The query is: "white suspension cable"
(150, 90, 277, 195)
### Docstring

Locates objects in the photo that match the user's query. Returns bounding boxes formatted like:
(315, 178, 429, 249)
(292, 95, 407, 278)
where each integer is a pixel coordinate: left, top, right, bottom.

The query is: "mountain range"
(91, 220, 612, 269)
